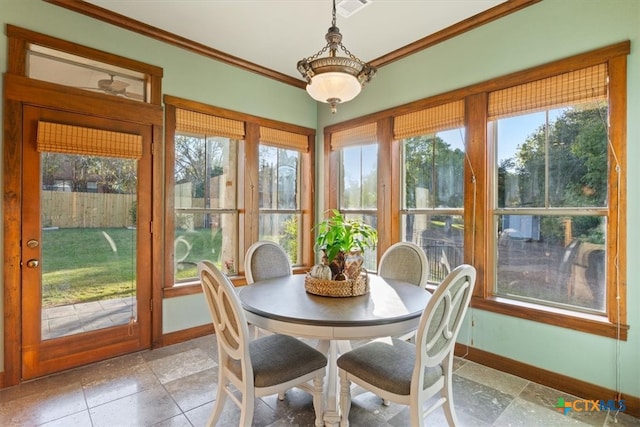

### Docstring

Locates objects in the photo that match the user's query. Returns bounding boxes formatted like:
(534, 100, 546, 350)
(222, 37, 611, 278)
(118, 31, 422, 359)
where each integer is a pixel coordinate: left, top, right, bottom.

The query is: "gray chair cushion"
(337, 338, 443, 395)
(229, 334, 327, 387)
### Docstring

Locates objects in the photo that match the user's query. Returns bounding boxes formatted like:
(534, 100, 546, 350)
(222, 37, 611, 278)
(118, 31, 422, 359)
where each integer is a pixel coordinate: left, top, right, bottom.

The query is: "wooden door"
(20, 105, 152, 379)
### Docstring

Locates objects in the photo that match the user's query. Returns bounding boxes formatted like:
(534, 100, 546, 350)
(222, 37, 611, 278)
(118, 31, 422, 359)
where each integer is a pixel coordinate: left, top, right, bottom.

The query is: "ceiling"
(80, 0, 511, 83)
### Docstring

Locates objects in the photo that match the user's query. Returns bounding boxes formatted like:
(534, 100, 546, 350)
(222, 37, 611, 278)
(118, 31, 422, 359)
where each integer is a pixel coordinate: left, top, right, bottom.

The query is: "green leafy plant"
(313, 209, 378, 263)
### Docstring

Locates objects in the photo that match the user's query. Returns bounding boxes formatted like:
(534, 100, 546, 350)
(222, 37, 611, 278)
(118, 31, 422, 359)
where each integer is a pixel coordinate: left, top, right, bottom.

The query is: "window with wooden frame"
(258, 127, 309, 266)
(489, 64, 611, 312)
(327, 123, 380, 270)
(164, 97, 315, 294)
(171, 108, 242, 282)
(322, 42, 628, 339)
(394, 100, 466, 288)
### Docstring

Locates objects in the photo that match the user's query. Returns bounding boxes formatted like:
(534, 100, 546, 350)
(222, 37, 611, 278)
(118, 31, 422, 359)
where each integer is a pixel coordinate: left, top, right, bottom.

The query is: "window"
(330, 123, 379, 270)
(171, 109, 241, 282)
(489, 65, 610, 314)
(258, 127, 309, 265)
(164, 98, 315, 291)
(27, 44, 149, 102)
(395, 101, 466, 285)
(323, 42, 628, 338)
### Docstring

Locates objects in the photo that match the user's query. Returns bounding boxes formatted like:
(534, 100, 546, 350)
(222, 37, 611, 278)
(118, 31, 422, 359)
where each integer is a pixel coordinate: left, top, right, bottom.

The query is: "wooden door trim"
(3, 98, 24, 386)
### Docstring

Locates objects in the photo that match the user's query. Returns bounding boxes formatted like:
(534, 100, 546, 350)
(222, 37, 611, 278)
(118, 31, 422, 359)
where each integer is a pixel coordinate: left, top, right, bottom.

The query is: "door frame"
(3, 73, 164, 385)
(21, 105, 153, 379)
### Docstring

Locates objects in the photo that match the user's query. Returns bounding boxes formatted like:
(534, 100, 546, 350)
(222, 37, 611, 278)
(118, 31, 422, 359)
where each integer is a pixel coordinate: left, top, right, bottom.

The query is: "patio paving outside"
(41, 297, 137, 340)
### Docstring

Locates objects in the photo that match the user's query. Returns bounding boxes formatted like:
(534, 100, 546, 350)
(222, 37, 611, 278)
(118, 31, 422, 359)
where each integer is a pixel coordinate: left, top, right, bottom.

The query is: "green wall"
(318, 0, 640, 398)
(1, 0, 638, 400)
(0, 0, 317, 371)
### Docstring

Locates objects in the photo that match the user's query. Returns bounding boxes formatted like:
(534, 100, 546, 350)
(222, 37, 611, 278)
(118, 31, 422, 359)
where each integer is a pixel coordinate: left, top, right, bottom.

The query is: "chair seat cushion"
(337, 338, 443, 395)
(230, 334, 327, 388)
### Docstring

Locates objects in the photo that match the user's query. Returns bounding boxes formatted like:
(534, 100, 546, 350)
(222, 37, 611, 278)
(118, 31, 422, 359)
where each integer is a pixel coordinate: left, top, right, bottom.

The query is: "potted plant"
(313, 209, 378, 280)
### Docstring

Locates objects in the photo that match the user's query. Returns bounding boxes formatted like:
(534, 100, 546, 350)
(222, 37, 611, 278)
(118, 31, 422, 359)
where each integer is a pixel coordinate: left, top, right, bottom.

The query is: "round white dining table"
(238, 273, 432, 427)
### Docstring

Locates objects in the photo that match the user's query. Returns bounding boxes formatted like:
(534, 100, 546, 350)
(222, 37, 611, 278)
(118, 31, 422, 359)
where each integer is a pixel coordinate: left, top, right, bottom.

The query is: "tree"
(175, 135, 227, 199)
(500, 104, 608, 243)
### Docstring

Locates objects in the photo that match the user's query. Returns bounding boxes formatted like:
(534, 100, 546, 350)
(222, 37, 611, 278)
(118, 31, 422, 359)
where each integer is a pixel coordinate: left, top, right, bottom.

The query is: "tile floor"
(0, 335, 638, 427)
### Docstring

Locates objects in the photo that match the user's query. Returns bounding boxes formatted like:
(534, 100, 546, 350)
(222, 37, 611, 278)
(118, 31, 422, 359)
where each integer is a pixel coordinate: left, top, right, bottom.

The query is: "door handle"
(26, 259, 39, 268)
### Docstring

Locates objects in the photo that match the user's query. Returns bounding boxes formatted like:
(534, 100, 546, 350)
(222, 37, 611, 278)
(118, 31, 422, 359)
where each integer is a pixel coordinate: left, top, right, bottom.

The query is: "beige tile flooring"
(0, 335, 638, 426)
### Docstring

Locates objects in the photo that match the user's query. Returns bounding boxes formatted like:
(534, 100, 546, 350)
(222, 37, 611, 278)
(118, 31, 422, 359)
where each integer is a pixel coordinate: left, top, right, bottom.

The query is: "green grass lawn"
(42, 227, 137, 307)
(174, 228, 224, 280)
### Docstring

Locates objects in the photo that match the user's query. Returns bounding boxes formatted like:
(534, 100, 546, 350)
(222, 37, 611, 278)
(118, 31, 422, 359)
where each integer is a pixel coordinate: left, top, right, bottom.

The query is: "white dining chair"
(378, 241, 429, 342)
(244, 240, 293, 347)
(198, 260, 327, 427)
(337, 264, 476, 427)
(244, 240, 292, 284)
(378, 241, 429, 289)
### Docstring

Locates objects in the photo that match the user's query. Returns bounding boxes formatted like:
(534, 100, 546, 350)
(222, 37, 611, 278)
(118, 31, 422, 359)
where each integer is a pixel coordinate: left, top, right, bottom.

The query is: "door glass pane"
(41, 153, 137, 340)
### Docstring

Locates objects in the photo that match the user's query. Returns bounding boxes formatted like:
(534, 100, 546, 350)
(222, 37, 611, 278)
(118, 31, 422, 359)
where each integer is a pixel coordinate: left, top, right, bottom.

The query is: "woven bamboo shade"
(488, 63, 608, 120)
(330, 122, 377, 150)
(176, 108, 245, 139)
(394, 100, 465, 140)
(37, 121, 143, 159)
(260, 126, 309, 152)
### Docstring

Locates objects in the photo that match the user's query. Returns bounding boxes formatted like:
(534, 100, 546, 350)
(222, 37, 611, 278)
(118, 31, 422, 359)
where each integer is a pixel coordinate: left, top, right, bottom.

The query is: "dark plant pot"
(344, 251, 364, 279)
(323, 250, 364, 280)
(323, 250, 345, 280)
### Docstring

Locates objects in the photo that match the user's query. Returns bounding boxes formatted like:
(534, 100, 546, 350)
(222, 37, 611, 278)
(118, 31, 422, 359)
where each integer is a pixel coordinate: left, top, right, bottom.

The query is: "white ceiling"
(83, 0, 508, 81)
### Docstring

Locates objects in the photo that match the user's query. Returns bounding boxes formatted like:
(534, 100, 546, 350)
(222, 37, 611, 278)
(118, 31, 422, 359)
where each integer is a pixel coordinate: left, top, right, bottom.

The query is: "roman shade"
(330, 122, 377, 150)
(260, 126, 309, 152)
(36, 121, 142, 159)
(175, 108, 245, 139)
(394, 100, 465, 140)
(488, 63, 608, 120)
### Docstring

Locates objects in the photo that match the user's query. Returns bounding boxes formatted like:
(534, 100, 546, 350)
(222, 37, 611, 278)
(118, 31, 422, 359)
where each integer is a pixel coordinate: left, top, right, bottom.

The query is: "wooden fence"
(42, 191, 136, 228)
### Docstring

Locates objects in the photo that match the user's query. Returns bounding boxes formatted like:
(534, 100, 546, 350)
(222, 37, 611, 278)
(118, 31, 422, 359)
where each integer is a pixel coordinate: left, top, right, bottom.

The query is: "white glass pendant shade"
(306, 72, 362, 104)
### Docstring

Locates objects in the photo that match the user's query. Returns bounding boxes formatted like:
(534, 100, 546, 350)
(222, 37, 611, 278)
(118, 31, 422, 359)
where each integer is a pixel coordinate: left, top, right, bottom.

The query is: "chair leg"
(207, 375, 229, 427)
(312, 373, 325, 427)
(339, 371, 352, 427)
(442, 377, 459, 427)
(239, 388, 255, 427)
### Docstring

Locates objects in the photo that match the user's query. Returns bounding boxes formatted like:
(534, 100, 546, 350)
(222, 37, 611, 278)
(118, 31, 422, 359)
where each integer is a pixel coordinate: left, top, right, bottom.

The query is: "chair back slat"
(198, 260, 250, 363)
(415, 264, 476, 367)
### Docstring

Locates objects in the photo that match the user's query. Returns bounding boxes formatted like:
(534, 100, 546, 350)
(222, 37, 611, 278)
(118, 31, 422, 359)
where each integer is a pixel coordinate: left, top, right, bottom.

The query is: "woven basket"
(304, 270, 369, 297)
